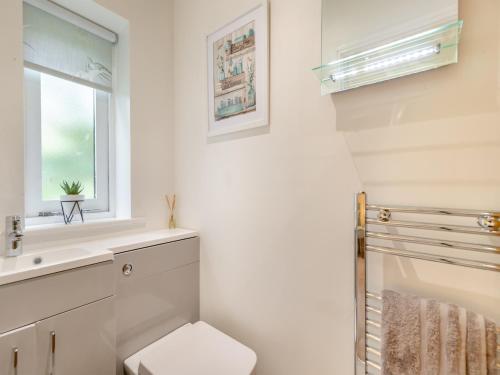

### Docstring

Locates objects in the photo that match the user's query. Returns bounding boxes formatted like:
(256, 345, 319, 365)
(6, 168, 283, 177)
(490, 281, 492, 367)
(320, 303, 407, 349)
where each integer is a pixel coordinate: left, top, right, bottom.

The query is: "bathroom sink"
(0, 247, 113, 286)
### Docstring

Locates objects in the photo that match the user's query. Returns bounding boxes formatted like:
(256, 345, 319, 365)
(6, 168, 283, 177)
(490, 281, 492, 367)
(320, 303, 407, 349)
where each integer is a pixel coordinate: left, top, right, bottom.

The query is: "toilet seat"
(124, 321, 257, 375)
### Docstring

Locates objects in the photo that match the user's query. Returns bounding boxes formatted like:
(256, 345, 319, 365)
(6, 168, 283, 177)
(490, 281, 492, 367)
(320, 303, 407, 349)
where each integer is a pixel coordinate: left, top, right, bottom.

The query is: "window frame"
(24, 68, 112, 219)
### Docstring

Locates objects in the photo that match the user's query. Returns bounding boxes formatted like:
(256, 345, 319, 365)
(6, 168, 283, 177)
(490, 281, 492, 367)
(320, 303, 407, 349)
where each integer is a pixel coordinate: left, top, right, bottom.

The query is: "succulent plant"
(60, 180, 84, 195)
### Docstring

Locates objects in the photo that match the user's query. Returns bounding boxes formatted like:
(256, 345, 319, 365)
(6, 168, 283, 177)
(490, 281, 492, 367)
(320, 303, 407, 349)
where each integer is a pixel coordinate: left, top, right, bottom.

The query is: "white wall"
(336, 0, 500, 343)
(0, 1, 24, 241)
(95, 0, 175, 228)
(174, 0, 499, 374)
(338, 0, 500, 209)
(0, 0, 175, 238)
(173, 1, 362, 374)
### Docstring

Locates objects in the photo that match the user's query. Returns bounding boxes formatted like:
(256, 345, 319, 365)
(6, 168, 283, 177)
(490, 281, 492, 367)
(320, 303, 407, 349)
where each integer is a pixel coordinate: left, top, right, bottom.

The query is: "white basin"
(0, 247, 113, 286)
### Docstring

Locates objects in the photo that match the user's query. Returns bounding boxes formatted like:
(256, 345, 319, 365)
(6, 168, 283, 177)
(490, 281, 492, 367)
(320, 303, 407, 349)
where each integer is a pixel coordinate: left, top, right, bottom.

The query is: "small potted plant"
(60, 180, 85, 224)
(60, 180, 85, 202)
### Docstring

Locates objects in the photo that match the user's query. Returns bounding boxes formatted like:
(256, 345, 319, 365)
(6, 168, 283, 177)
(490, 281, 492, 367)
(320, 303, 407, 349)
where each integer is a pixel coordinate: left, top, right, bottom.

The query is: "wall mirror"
(315, 0, 462, 94)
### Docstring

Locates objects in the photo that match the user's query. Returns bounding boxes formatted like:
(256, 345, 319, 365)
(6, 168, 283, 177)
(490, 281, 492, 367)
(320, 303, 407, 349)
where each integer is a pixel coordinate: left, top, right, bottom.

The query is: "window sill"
(24, 217, 147, 246)
(26, 211, 115, 226)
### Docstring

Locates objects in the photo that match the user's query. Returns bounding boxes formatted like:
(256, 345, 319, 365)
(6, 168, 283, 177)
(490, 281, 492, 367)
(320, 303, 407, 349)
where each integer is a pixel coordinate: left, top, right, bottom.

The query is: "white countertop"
(79, 228, 198, 254)
(0, 228, 198, 286)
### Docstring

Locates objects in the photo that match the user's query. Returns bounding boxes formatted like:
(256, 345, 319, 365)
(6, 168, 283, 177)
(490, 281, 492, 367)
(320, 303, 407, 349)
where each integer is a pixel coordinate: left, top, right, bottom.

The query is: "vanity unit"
(0, 261, 115, 374)
(0, 232, 255, 375)
(0, 231, 200, 375)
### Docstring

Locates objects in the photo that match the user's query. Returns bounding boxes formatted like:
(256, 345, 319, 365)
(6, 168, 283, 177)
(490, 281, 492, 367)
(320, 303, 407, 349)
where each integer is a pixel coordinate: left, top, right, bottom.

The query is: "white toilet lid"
(125, 321, 257, 375)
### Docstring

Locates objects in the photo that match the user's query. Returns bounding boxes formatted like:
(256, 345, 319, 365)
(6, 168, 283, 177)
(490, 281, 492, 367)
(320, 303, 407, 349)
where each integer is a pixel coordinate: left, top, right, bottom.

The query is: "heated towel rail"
(354, 192, 500, 374)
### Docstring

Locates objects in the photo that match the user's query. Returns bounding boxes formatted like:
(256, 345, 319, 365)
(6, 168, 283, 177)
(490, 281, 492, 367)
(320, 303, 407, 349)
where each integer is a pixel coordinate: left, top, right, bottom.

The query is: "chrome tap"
(4, 216, 24, 257)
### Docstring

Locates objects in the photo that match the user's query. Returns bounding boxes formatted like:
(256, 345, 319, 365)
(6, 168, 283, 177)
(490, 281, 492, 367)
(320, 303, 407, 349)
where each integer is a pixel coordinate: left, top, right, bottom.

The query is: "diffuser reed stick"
(166, 194, 176, 229)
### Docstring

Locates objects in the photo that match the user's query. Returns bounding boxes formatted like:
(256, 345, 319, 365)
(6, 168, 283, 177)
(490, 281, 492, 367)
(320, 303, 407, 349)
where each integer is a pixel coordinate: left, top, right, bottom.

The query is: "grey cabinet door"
(36, 296, 116, 375)
(0, 324, 37, 375)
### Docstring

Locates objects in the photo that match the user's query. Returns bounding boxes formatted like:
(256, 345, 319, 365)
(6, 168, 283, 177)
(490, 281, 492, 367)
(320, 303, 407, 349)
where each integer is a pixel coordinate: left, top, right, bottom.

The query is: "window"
(24, 69, 110, 216)
(23, 1, 118, 219)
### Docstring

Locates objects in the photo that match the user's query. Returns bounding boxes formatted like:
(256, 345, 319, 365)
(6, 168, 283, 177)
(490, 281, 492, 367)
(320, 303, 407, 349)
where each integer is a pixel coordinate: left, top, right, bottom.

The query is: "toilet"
(124, 321, 257, 375)
(114, 238, 256, 375)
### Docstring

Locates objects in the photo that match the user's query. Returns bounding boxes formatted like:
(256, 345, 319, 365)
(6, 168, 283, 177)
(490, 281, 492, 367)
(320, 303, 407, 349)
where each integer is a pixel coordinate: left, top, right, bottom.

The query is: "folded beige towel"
(382, 290, 497, 375)
(421, 299, 441, 375)
(458, 307, 467, 375)
(466, 311, 487, 375)
(484, 319, 497, 375)
(382, 290, 421, 375)
(445, 304, 462, 375)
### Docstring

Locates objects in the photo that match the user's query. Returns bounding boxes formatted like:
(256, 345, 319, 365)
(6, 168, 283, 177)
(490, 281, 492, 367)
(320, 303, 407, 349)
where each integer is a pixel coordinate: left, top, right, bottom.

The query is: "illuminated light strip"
(329, 43, 441, 82)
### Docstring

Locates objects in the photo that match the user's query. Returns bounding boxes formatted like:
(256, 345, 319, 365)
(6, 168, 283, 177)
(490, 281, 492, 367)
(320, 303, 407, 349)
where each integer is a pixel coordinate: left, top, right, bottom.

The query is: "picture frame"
(207, 1, 269, 137)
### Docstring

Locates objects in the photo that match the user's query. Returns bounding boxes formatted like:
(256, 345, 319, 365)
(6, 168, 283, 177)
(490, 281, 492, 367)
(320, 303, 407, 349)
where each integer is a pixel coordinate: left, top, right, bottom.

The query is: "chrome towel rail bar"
(366, 244, 500, 272)
(355, 192, 500, 374)
(367, 219, 500, 237)
(366, 204, 500, 219)
(366, 231, 500, 255)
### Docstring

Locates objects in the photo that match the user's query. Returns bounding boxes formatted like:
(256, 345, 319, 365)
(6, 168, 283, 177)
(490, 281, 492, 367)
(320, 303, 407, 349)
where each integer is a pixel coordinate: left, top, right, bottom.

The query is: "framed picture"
(207, 1, 269, 137)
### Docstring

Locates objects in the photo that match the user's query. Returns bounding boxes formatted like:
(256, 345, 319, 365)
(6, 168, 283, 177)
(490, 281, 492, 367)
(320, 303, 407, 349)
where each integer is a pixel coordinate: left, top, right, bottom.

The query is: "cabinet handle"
(50, 331, 56, 375)
(13, 347, 18, 369)
(51, 331, 56, 353)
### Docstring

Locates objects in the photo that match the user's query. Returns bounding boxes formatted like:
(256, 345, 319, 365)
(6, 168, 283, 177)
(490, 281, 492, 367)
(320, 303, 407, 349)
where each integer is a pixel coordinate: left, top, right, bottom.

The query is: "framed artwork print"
(207, 1, 269, 137)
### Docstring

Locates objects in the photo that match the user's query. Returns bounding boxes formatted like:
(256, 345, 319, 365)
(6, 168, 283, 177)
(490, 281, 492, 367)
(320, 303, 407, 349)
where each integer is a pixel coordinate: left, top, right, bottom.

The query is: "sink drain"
(33, 257, 42, 265)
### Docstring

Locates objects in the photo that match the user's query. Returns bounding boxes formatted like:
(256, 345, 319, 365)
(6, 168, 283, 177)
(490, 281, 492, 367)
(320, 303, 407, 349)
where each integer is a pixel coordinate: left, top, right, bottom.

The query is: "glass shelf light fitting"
(314, 20, 463, 94)
(331, 43, 441, 82)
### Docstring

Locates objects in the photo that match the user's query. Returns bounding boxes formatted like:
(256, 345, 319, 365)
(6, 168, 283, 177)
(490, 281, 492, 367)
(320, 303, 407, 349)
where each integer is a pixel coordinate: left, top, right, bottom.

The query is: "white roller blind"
(23, 2, 114, 91)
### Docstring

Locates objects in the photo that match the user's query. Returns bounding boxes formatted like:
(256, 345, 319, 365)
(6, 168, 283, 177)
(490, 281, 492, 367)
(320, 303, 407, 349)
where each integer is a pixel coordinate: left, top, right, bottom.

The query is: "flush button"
(122, 264, 133, 276)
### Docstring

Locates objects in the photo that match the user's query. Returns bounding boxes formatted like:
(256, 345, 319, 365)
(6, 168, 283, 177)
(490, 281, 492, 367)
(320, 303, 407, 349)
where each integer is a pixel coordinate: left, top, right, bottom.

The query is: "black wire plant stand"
(60, 199, 85, 224)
